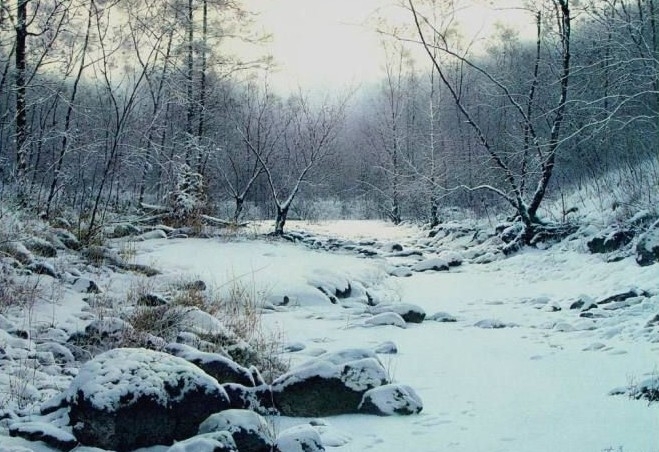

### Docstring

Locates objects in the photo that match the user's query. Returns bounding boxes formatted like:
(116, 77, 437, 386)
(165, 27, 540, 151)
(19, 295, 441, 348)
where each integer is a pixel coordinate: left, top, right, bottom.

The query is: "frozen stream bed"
(127, 222, 659, 452)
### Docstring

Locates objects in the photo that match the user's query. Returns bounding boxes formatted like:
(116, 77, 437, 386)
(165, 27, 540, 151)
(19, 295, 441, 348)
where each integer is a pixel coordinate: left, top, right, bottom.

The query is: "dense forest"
(0, 0, 657, 241)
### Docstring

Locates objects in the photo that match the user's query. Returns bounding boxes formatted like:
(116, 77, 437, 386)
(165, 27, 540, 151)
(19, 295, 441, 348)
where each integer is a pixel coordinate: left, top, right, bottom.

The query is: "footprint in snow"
(413, 414, 453, 427)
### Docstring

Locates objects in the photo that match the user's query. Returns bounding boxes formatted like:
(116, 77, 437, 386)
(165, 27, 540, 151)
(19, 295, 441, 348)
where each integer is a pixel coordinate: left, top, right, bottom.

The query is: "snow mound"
(364, 312, 407, 328)
(276, 424, 325, 452)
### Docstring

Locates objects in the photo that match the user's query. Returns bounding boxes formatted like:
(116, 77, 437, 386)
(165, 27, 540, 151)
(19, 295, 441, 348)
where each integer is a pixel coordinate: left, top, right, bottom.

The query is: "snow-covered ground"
(1, 219, 658, 451)
(131, 221, 659, 452)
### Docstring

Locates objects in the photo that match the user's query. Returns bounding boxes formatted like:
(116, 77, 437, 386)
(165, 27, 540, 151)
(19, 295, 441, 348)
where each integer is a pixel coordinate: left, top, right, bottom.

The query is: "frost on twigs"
(611, 376, 659, 404)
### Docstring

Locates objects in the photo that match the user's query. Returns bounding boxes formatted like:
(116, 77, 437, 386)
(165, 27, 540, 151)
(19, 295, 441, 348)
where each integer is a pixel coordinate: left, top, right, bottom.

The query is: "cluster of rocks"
(6, 346, 422, 451)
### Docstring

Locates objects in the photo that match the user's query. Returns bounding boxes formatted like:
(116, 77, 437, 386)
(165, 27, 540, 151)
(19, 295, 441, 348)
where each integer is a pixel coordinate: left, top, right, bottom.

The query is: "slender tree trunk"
(15, 0, 28, 182)
(274, 204, 289, 235)
(184, 0, 194, 165)
(197, 0, 207, 140)
(233, 196, 244, 224)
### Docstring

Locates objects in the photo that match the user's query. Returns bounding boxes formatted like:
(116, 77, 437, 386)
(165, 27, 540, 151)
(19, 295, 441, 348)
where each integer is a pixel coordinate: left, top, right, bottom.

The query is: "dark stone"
(358, 384, 423, 416)
(370, 303, 426, 323)
(569, 299, 585, 310)
(72, 277, 101, 294)
(9, 421, 78, 451)
(276, 425, 325, 452)
(580, 311, 607, 319)
(66, 348, 231, 451)
(636, 224, 659, 266)
(596, 290, 643, 305)
(112, 224, 141, 238)
(165, 343, 255, 386)
(24, 238, 58, 257)
(646, 314, 659, 328)
(222, 383, 277, 416)
(587, 229, 634, 254)
(53, 228, 81, 250)
(427, 312, 457, 322)
(181, 280, 207, 291)
(137, 292, 168, 307)
(27, 261, 59, 278)
(198, 410, 275, 452)
(167, 431, 238, 452)
(271, 357, 388, 417)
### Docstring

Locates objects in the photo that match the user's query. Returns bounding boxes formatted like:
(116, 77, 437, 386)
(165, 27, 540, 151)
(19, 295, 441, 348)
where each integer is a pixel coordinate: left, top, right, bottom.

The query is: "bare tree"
(245, 93, 347, 235)
(226, 79, 283, 223)
(360, 41, 418, 224)
(407, 0, 572, 248)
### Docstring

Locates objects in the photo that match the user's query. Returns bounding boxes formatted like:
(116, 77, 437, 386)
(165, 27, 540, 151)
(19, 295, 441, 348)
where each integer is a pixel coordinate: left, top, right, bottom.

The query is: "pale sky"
(238, 0, 533, 93)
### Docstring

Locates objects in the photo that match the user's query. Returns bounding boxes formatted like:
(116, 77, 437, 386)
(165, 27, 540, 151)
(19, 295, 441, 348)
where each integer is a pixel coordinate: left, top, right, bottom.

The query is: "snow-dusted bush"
(167, 163, 207, 226)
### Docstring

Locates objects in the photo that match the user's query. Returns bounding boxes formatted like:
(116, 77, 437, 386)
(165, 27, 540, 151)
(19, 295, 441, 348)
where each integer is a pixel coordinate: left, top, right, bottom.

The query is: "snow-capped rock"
(64, 347, 231, 451)
(369, 303, 426, 323)
(198, 409, 274, 452)
(276, 424, 325, 452)
(411, 257, 449, 272)
(164, 343, 254, 386)
(271, 351, 389, 417)
(358, 384, 423, 416)
(364, 312, 407, 328)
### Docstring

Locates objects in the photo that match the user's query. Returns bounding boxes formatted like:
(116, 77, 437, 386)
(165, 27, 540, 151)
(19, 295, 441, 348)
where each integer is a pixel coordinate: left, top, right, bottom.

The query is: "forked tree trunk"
(274, 205, 289, 235)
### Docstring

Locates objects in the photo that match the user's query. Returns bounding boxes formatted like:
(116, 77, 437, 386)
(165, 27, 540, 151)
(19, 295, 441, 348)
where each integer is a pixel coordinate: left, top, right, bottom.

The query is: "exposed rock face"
(64, 348, 231, 451)
(271, 349, 389, 417)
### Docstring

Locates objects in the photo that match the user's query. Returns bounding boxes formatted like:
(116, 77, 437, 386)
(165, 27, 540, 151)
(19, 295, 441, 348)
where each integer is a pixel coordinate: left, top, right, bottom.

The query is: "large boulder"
(272, 349, 389, 417)
(64, 347, 231, 451)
